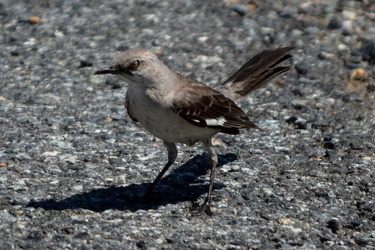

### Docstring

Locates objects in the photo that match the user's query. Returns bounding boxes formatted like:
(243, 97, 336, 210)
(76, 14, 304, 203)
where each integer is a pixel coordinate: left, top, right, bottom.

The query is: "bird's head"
(94, 49, 164, 86)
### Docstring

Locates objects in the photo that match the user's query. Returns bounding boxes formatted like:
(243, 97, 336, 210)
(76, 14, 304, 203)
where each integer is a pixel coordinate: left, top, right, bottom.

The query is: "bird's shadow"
(27, 153, 237, 212)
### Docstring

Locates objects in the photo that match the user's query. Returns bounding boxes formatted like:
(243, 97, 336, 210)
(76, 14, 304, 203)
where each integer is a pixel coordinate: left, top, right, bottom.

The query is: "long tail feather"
(222, 46, 294, 100)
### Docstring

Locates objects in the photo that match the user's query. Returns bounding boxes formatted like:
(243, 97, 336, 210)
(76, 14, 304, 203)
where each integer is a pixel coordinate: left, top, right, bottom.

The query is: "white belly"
(127, 88, 218, 145)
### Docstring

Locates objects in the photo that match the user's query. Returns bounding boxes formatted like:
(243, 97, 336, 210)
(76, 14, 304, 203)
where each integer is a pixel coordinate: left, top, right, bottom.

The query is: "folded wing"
(171, 77, 257, 135)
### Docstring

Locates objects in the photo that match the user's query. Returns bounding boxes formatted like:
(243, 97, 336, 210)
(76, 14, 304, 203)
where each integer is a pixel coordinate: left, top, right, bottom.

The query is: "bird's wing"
(171, 77, 258, 135)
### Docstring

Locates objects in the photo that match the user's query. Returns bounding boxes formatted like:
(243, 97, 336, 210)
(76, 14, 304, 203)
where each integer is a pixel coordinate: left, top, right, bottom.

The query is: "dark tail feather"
(222, 46, 294, 100)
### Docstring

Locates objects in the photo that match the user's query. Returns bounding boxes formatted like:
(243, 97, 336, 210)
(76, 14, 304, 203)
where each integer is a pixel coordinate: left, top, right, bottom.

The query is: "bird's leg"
(197, 138, 218, 215)
(144, 141, 177, 197)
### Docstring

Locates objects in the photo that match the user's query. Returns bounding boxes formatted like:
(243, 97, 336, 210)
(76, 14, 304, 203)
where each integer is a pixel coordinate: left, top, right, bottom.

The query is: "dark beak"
(94, 67, 119, 75)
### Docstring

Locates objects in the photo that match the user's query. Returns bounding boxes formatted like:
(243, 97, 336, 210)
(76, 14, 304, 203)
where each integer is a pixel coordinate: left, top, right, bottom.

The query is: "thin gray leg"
(198, 138, 218, 215)
(144, 141, 177, 196)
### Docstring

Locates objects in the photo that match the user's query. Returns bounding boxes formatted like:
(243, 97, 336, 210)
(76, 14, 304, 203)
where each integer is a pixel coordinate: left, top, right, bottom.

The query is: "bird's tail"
(221, 46, 294, 101)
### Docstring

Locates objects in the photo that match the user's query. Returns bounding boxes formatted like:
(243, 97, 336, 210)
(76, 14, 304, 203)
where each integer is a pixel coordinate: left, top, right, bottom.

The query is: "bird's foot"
(192, 197, 213, 216)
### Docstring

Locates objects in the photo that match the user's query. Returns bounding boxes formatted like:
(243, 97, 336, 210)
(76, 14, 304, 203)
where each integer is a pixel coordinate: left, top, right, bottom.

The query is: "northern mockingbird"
(94, 47, 293, 214)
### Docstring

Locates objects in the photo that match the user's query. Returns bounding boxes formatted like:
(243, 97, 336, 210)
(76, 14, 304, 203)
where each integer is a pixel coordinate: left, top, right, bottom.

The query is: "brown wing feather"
(171, 77, 258, 135)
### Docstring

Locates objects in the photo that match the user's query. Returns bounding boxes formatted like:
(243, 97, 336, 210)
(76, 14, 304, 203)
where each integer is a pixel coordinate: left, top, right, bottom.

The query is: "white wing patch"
(205, 116, 226, 126)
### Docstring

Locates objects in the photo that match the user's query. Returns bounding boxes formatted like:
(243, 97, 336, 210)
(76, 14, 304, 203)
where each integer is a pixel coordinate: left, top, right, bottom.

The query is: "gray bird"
(94, 47, 293, 214)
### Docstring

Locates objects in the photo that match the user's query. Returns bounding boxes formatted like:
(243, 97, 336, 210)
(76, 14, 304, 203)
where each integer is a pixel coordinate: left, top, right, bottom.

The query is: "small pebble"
(29, 16, 40, 24)
(280, 218, 294, 225)
(274, 146, 290, 153)
(72, 185, 83, 191)
(350, 68, 368, 81)
(342, 20, 354, 35)
(50, 179, 60, 185)
(337, 44, 348, 52)
(198, 36, 208, 43)
(342, 10, 356, 21)
(291, 99, 308, 109)
(79, 59, 93, 68)
(262, 188, 274, 196)
(285, 116, 297, 124)
(294, 117, 307, 129)
(323, 134, 332, 141)
(367, 84, 375, 92)
(324, 141, 335, 149)
(327, 16, 341, 29)
(230, 165, 240, 171)
(295, 63, 308, 75)
(318, 51, 335, 60)
(362, 42, 375, 64)
(231, 4, 250, 16)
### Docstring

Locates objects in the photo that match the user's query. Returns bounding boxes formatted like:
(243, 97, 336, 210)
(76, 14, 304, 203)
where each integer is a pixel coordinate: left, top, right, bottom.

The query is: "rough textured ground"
(1, 0, 374, 249)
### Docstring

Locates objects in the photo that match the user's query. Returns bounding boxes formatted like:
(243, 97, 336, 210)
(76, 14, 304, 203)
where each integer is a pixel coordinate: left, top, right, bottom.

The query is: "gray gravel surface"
(1, 0, 375, 249)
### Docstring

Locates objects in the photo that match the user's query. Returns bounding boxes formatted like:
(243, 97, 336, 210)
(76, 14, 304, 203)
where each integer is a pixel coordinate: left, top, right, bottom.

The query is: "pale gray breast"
(127, 87, 219, 144)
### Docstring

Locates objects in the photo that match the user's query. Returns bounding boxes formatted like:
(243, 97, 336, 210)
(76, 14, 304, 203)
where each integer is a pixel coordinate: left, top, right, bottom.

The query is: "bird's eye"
(129, 60, 141, 70)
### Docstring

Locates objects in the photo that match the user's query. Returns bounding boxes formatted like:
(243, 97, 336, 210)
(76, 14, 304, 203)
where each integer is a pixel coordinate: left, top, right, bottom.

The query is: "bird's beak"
(94, 67, 119, 75)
